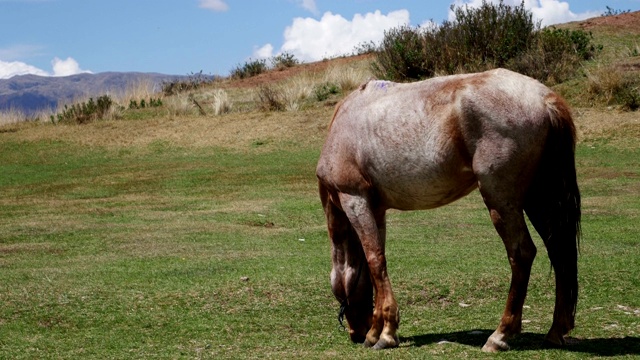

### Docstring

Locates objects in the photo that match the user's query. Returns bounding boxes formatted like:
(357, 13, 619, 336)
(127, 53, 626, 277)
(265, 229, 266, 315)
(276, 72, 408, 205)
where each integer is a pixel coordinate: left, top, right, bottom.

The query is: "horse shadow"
(403, 330, 640, 356)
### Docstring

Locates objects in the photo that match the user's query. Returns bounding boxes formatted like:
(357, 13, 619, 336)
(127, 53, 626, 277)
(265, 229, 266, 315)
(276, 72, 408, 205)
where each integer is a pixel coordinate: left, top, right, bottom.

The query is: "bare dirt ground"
(574, 10, 640, 32)
(223, 54, 373, 89)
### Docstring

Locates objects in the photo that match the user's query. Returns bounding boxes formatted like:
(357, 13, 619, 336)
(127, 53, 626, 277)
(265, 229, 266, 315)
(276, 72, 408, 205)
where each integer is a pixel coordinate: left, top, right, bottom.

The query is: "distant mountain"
(0, 72, 186, 115)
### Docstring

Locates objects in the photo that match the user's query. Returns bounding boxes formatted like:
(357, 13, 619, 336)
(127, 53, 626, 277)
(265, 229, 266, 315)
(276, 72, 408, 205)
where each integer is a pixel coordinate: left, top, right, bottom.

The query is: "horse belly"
(367, 152, 477, 211)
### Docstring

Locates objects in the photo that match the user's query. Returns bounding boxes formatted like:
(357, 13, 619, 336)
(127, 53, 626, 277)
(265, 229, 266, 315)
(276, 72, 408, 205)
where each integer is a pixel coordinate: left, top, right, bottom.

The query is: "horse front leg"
(339, 193, 399, 350)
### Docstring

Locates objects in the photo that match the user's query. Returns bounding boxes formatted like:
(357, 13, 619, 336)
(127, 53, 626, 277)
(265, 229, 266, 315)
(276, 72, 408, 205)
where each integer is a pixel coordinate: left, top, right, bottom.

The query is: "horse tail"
(526, 93, 581, 329)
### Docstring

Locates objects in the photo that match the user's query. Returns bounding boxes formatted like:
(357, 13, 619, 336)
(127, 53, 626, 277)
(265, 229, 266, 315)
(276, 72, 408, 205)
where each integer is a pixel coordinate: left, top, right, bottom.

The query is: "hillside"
(0, 72, 186, 115)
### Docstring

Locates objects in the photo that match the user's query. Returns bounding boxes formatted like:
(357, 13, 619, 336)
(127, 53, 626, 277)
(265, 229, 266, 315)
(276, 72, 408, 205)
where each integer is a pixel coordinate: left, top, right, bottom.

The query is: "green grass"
(1, 121, 638, 359)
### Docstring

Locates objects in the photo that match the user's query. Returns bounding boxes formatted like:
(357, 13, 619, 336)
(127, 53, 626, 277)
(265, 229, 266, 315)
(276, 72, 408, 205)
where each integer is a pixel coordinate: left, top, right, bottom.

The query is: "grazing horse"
(316, 68, 581, 352)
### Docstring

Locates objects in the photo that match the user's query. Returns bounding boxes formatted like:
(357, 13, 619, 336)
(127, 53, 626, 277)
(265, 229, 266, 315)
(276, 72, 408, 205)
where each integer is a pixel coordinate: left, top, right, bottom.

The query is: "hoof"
(544, 332, 578, 348)
(544, 329, 567, 347)
(371, 335, 399, 350)
(482, 337, 509, 353)
(363, 338, 375, 348)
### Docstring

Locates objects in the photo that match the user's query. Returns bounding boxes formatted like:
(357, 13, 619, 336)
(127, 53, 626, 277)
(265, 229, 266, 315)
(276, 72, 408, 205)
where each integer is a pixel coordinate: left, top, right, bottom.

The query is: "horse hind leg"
(337, 192, 399, 350)
(320, 183, 373, 343)
(525, 195, 578, 347)
(478, 183, 537, 352)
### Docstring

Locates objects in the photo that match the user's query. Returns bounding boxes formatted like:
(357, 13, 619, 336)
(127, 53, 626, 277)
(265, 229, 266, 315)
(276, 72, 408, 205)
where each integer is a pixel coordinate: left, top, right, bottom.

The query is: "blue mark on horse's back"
(361, 80, 394, 92)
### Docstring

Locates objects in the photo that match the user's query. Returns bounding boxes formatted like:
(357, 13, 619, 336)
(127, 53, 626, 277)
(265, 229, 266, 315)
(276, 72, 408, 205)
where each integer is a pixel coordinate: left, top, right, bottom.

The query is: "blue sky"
(1, 0, 638, 79)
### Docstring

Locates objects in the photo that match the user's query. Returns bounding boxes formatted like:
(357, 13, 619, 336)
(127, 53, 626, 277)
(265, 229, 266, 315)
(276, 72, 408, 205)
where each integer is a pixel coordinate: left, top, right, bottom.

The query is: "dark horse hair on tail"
(534, 93, 582, 327)
(545, 94, 581, 244)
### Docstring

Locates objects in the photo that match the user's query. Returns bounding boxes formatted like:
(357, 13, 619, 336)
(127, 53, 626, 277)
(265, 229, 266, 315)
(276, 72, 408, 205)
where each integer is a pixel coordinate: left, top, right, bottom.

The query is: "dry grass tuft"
(0, 108, 30, 126)
(210, 89, 233, 115)
(0, 108, 54, 126)
(254, 73, 316, 112)
(165, 94, 196, 116)
(586, 64, 640, 110)
(116, 78, 160, 105)
(324, 63, 372, 92)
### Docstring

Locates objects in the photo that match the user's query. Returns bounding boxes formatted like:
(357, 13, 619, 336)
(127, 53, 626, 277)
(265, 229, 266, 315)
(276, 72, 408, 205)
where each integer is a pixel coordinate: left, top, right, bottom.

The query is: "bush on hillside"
(51, 95, 114, 124)
(508, 27, 600, 84)
(231, 59, 268, 79)
(602, 6, 631, 16)
(271, 52, 299, 70)
(255, 85, 286, 111)
(162, 71, 215, 96)
(372, 0, 600, 84)
(129, 98, 163, 109)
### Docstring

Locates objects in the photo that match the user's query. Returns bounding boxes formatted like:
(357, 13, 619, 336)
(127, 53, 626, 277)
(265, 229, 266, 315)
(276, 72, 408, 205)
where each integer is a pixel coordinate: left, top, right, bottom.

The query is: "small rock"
(240, 277, 249, 282)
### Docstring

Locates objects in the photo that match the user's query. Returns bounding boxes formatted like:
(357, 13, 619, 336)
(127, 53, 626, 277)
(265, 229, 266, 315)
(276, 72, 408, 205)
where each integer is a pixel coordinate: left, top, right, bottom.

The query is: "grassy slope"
(554, 11, 640, 107)
(1, 13, 639, 360)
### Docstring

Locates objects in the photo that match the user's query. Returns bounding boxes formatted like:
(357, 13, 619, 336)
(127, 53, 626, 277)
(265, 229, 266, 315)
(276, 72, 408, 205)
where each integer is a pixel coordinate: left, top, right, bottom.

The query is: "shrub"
(51, 95, 113, 124)
(602, 6, 630, 16)
(162, 71, 214, 96)
(508, 28, 600, 84)
(352, 41, 377, 56)
(446, 0, 537, 68)
(313, 82, 340, 101)
(371, 25, 428, 81)
(371, 0, 599, 84)
(255, 85, 285, 111)
(271, 52, 299, 70)
(231, 59, 268, 79)
(373, 1, 537, 80)
(129, 98, 163, 109)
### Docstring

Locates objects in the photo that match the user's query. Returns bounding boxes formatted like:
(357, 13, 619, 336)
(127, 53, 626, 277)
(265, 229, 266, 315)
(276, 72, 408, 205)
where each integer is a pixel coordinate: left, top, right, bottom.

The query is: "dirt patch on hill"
(573, 10, 640, 33)
(224, 54, 374, 89)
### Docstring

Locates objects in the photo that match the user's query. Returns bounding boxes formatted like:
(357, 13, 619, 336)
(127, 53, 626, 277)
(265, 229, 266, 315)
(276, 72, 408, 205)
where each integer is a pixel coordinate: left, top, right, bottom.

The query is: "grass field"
(1, 98, 638, 359)
(1, 11, 640, 358)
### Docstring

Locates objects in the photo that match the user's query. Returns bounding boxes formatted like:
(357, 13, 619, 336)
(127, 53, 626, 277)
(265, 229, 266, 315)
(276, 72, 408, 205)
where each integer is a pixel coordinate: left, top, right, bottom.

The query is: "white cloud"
(263, 10, 410, 63)
(299, 0, 318, 14)
(198, 0, 229, 12)
(449, 0, 600, 26)
(51, 57, 90, 77)
(0, 57, 90, 79)
(253, 44, 274, 59)
(0, 60, 48, 79)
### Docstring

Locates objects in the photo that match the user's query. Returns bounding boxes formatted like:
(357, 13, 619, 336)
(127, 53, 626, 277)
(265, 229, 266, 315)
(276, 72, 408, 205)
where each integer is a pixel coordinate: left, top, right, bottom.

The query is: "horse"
(316, 68, 581, 352)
